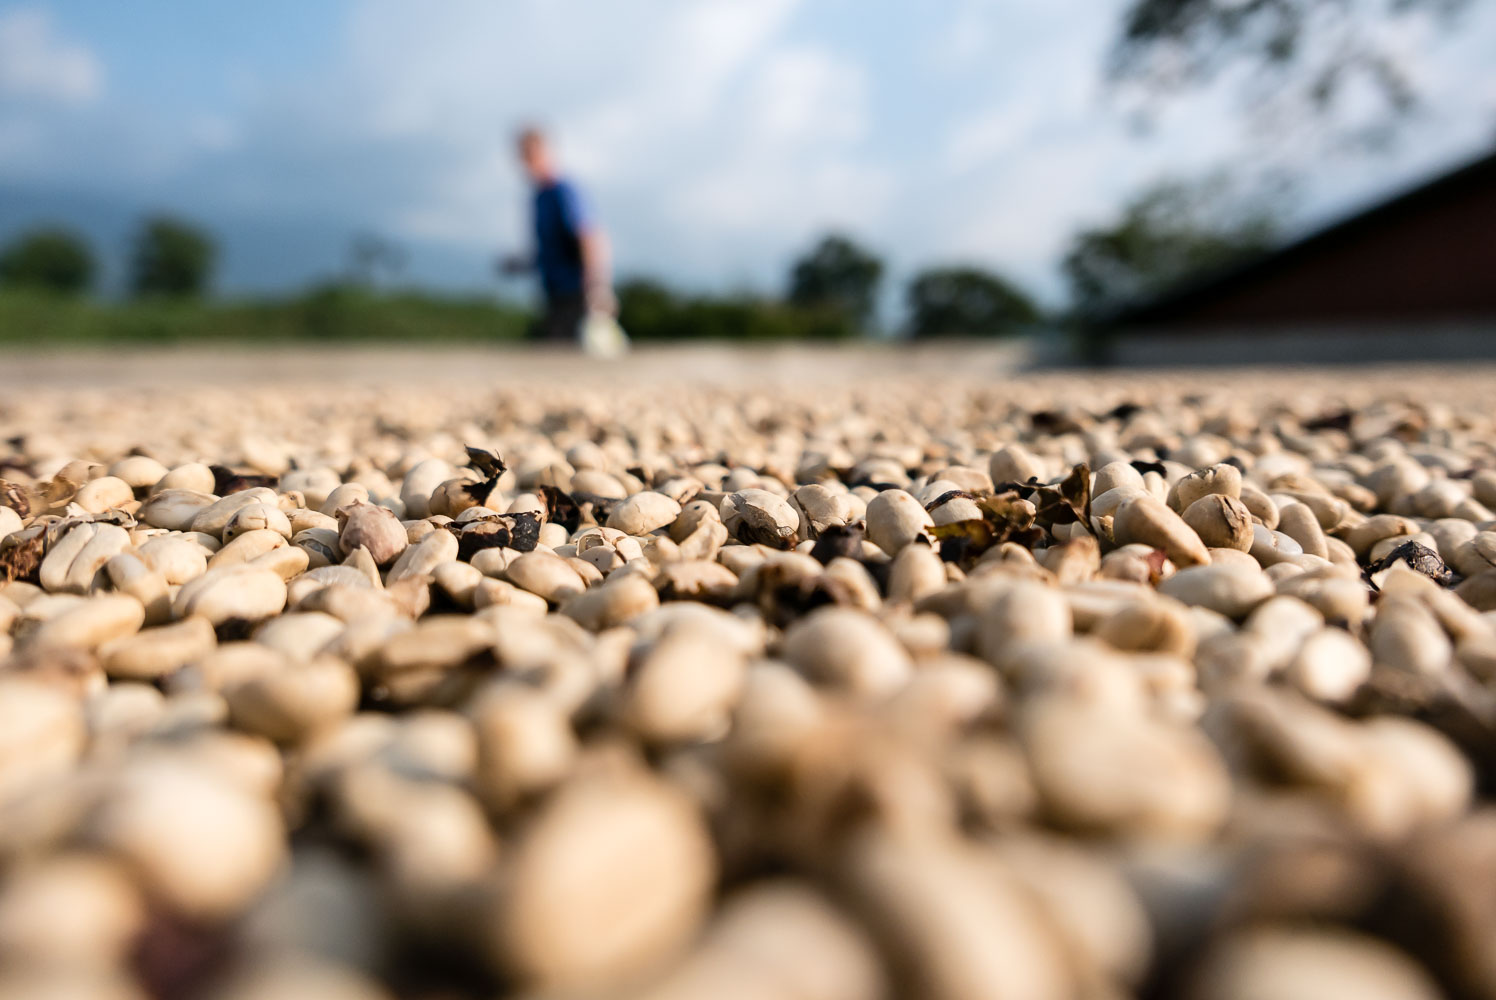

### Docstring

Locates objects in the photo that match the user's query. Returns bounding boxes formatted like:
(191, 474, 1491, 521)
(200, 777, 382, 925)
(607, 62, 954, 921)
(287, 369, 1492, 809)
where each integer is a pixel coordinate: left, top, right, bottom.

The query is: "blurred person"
(504, 126, 615, 345)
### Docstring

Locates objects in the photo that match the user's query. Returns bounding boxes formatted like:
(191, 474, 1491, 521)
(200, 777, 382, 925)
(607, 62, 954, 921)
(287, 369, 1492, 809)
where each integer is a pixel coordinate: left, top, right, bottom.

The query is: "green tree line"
(1, 182, 1281, 344)
(1, 215, 216, 300)
(619, 233, 1044, 341)
(0, 218, 1050, 341)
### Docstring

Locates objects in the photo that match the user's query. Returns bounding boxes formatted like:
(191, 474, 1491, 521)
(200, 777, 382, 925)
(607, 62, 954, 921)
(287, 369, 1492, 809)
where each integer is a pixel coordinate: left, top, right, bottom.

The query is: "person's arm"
(578, 228, 614, 315)
(560, 183, 615, 314)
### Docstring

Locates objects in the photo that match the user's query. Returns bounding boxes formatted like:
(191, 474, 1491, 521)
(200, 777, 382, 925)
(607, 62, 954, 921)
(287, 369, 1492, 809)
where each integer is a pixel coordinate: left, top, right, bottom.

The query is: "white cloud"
(303, 0, 811, 254)
(745, 48, 867, 145)
(925, 0, 1056, 73)
(2, 0, 1493, 308)
(674, 46, 888, 241)
(260, 0, 897, 285)
(941, 103, 1044, 176)
(0, 7, 102, 105)
(926, 87, 1249, 300)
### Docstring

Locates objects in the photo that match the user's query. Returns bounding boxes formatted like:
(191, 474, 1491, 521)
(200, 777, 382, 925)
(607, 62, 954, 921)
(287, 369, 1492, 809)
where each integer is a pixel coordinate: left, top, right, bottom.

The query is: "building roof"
(1104, 147, 1496, 331)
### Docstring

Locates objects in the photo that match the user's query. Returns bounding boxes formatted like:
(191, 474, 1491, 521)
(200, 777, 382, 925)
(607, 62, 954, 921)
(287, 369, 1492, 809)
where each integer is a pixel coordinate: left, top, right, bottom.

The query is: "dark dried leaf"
(454, 479, 492, 507)
(978, 493, 1037, 529)
(461, 445, 509, 503)
(1060, 462, 1092, 523)
(1303, 409, 1355, 432)
(1029, 409, 1061, 429)
(1029, 409, 1085, 434)
(924, 490, 977, 513)
(537, 485, 582, 533)
(1365, 540, 1454, 588)
(933, 519, 1000, 564)
(734, 515, 797, 550)
(463, 446, 508, 479)
(214, 618, 259, 642)
(1028, 463, 1095, 538)
(211, 466, 278, 496)
(509, 511, 542, 551)
(754, 560, 853, 628)
(449, 511, 543, 561)
(993, 478, 1043, 498)
(860, 554, 893, 594)
(570, 491, 622, 522)
(810, 524, 865, 565)
(930, 488, 1049, 565)
(450, 519, 510, 560)
(1130, 459, 1167, 478)
(845, 466, 906, 491)
(1030, 490, 1078, 526)
(1010, 526, 1048, 549)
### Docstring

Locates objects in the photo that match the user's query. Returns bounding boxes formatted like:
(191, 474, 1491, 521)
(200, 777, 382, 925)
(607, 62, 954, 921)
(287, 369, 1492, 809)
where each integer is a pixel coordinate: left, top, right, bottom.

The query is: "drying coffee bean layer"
(3, 363, 1496, 1000)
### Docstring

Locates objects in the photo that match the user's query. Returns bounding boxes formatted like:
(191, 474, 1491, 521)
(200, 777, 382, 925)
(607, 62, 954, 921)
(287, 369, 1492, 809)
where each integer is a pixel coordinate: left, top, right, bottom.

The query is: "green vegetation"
(619, 234, 1044, 341)
(785, 233, 884, 330)
(1062, 174, 1282, 319)
(905, 266, 1040, 338)
(1109, 0, 1464, 144)
(131, 216, 217, 298)
(0, 284, 530, 346)
(0, 228, 95, 295)
(617, 278, 859, 341)
(0, 211, 1058, 344)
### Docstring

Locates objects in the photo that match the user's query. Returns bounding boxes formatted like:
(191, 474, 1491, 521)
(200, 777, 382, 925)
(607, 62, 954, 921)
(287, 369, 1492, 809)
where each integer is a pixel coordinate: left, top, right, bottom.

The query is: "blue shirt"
(533, 179, 591, 298)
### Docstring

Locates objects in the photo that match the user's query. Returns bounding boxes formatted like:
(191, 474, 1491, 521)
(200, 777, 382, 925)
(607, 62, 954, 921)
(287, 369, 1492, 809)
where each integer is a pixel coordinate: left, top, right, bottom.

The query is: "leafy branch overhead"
(1063, 173, 1286, 318)
(1109, 0, 1472, 142)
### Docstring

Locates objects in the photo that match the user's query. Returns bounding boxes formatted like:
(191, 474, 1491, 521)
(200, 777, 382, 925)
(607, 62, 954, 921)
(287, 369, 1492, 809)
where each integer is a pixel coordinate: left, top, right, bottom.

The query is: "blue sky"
(2, 0, 1494, 312)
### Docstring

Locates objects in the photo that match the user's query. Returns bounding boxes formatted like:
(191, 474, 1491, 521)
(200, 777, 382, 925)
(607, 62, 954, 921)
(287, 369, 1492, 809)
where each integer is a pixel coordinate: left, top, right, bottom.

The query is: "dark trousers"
(531, 293, 586, 344)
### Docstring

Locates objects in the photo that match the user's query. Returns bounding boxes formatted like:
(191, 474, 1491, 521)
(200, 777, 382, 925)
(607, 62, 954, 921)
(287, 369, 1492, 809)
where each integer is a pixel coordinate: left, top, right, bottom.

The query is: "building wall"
(1096, 322, 1496, 367)
(1123, 157, 1496, 329)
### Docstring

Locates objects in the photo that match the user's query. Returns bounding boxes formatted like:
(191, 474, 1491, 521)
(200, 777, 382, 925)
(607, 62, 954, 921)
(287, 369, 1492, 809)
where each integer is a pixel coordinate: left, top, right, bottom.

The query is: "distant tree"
(1108, 0, 1471, 144)
(0, 228, 95, 294)
(618, 276, 856, 341)
(130, 216, 216, 298)
(1062, 174, 1284, 318)
(617, 278, 683, 340)
(905, 267, 1040, 338)
(786, 233, 883, 330)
